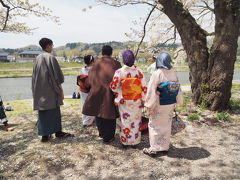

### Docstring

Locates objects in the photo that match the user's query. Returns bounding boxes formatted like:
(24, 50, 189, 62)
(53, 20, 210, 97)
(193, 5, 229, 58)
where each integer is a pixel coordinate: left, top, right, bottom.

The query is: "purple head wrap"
(122, 50, 135, 67)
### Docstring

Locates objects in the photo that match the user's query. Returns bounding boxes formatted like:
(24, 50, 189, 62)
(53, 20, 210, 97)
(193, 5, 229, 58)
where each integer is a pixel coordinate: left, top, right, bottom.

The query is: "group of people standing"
(32, 38, 183, 157)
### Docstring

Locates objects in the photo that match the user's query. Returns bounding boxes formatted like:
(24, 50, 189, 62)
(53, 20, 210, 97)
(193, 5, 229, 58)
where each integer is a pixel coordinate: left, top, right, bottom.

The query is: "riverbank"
(1, 61, 240, 78)
(0, 62, 84, 78)
(0, 89, 240, 179)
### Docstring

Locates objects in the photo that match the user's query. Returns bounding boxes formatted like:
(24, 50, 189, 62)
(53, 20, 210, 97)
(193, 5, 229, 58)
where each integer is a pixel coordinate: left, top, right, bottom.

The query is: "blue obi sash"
(157, 81, 180, 105)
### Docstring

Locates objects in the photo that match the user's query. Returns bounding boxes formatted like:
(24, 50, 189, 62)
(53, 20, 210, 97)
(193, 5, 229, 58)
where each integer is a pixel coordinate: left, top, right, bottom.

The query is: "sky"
(0, 0, 149, 48)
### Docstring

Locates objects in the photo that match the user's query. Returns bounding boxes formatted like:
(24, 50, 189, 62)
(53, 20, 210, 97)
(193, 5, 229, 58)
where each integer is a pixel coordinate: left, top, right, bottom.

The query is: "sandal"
(55, 131, 74, 138)
(143, 148, 158, 157)
(143, 148, 168, 157)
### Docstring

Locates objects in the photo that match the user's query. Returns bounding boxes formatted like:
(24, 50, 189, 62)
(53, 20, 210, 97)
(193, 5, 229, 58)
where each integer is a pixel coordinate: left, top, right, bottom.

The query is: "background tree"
(98, 0, 240, 111)
(0, 0, 58, 33)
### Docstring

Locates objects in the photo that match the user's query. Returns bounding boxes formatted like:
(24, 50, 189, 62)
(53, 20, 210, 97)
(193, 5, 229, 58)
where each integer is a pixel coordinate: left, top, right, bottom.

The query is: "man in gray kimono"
(32, 38, 73, 142)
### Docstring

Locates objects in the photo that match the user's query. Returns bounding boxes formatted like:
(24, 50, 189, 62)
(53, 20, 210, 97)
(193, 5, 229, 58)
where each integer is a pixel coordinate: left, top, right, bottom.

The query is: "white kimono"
(80, 67, 95, 126)
(145, 68, 183, 151)
(110, 65, 147, 145)
(147, 62, 156, 74)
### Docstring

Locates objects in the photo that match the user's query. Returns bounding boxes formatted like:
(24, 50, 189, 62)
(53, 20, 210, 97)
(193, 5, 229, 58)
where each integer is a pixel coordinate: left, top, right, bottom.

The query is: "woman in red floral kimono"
(110, 50, 147, 148)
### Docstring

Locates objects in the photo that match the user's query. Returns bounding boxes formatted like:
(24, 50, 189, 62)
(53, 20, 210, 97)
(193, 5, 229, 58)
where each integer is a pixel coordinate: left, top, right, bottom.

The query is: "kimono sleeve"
(138, 69, 147, 101)
(47, 56, 64, 95)
(110, 69, 122, 104)
(49, 56, 64, 85)
(145, 70, 163, 109)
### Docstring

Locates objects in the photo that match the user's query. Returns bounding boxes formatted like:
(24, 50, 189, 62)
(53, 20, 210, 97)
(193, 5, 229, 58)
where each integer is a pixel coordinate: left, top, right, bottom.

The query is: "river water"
(0, 71, 240, 101)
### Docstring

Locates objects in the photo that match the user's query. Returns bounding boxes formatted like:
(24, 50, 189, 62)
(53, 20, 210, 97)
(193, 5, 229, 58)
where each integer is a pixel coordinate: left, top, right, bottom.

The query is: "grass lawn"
(5, 99, 80, 117)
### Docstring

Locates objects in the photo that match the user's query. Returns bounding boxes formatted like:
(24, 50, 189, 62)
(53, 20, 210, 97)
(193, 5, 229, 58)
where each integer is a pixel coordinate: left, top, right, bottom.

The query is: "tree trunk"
(158, 0, 210, 105)
(205, 0, 240, 111)
(158, 0, 240, 111)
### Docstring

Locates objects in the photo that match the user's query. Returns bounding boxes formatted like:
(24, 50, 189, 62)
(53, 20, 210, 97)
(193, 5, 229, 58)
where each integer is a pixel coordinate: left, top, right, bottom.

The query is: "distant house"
(18, 50, 42, 62)
(69, 56, 83, 63)
(137, 58, 147, 63)
(0, 52, 10, 62)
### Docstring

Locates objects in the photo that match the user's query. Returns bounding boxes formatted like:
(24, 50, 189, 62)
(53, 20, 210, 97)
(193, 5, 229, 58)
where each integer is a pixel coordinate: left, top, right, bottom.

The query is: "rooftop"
(19, 50, 42, 55)
(0, 52, 10, 57)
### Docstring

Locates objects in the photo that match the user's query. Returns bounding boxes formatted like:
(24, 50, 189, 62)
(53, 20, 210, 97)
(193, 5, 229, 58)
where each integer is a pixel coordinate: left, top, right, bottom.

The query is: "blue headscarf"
(156, 52, 172, 70)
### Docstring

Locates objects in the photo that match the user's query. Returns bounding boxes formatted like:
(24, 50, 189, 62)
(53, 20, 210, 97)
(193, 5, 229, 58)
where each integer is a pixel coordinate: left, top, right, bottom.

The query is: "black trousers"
(96, 117, 116, 141)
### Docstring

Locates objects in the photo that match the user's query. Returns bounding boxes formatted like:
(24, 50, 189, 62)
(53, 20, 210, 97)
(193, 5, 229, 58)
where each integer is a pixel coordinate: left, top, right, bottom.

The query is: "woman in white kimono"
(78, 55, 95, 127)
(110, 50, 147, 148)
(143, 52, 183, 156)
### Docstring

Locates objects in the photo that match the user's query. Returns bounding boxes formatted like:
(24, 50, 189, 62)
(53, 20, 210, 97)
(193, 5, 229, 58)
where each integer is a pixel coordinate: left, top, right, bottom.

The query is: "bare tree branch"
(99, 1, 162, 11)
(197, 10, 212, 20)
(195, 0, 214, 12)
(0, 0, 10, 31)
(174, 48, 184, 59)
(158, 26, 177, 46)
(135, 4, 157, 58)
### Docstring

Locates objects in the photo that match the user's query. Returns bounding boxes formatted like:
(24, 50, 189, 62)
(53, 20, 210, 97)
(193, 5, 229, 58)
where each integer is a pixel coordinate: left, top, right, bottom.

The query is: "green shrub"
(188, 113, 200, 121)
(230, 98, 240, 111)
(216, 112, 231, 121)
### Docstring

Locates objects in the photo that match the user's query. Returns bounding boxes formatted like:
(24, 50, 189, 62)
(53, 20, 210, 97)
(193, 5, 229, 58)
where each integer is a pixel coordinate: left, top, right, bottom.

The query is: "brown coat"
(82, 56, 121, 119)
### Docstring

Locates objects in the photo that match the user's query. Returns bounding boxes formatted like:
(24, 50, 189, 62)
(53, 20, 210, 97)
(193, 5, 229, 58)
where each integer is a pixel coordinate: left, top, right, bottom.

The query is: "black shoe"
(55, 131, 74, 138)
(130, 145, 137, 149)
(41, 136, 50, 142)
(103, 137, 115, 143)
(122, 144, 129, 149)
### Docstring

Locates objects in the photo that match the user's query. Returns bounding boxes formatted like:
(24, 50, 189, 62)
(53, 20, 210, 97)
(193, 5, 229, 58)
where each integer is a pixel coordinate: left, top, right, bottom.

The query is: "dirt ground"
(0, 102, 240, 180)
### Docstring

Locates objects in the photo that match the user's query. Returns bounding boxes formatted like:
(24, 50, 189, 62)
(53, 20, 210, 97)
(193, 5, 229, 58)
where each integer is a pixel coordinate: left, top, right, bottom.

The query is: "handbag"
(171, 110, 186, 135)
(140, 116, 149, 136)
(140, 108, 149, 136)
(77, 74, 91, 93)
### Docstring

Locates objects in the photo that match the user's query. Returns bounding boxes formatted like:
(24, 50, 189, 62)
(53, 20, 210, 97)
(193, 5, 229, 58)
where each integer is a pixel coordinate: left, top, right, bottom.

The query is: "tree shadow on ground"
(0, 127, 37, 160)
(0, 123, 18, 131)
(166, 146, 211, 160)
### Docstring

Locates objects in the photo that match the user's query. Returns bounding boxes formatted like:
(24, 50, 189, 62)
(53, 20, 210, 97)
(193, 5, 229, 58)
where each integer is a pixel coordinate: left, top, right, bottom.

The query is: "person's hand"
(174, 104, 177, 111)
(139, 100, 144, 108)
(61, 90, 64, 100)
(145, 107, 153, 116)
(60, 85, 64, 100)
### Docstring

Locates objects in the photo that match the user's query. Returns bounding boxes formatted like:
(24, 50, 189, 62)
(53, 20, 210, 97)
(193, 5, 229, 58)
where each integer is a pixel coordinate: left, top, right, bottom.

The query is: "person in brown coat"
(82, 45, 121, 143)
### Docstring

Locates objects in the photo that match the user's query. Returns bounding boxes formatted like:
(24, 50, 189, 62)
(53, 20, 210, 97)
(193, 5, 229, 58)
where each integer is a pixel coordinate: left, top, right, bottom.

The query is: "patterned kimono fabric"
(79, 67, 95, 126)
(145, 69, 183, 151)
(110, 65, 147, 145)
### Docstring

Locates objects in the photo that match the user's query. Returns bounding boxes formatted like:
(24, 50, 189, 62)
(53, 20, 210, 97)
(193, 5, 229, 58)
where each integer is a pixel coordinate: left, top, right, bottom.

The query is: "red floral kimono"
(110, 65, 147, 145)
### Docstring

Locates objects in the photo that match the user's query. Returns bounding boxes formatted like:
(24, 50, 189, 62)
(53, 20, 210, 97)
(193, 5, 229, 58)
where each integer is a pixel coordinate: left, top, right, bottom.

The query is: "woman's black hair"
(84, 55, 95, 65)
(39, 38, 53, 50)
(102, 45, 113, 56)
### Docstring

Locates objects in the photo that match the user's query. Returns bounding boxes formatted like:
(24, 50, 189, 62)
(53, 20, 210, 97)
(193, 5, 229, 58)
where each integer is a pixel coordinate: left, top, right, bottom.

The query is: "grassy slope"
(4, 99, 80, 117)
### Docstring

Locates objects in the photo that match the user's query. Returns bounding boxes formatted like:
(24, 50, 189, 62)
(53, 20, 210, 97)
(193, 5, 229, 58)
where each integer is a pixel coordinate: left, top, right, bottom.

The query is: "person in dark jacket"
(82, 45, 121, 143)
(0, 96, 9, 131)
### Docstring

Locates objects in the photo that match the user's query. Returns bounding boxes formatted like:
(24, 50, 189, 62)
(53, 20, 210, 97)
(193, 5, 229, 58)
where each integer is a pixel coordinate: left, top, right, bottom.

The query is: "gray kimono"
(32, 52, 64, 111)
